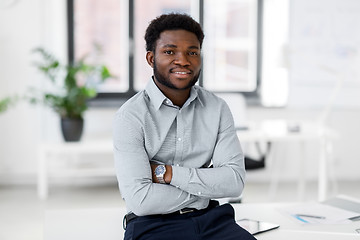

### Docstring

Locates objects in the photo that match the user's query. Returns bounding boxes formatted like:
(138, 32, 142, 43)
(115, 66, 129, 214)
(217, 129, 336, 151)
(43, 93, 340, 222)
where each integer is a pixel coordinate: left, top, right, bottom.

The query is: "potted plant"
(29, 47, 112, 142)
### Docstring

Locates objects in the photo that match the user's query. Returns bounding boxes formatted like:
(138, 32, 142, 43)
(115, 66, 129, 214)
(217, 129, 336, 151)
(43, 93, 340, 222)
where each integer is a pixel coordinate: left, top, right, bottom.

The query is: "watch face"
(155, 165, 165, 175)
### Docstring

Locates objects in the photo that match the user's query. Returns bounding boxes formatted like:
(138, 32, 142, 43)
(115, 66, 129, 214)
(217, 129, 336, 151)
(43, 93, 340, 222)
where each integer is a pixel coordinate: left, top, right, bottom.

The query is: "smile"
(170, 68, 192, 75)
(173, 71, 190, 75)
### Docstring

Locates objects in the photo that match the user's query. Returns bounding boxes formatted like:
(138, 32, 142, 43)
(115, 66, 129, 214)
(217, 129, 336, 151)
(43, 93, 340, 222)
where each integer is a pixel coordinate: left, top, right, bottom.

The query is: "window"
(68, 0, 262, 102)
(203, 0, 258, 92)
(71, 0, 128, 93)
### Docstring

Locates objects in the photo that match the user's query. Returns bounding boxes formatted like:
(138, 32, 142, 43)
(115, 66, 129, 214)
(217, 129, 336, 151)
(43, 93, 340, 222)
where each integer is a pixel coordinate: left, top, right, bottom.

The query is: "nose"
(174, 52, 190, 66)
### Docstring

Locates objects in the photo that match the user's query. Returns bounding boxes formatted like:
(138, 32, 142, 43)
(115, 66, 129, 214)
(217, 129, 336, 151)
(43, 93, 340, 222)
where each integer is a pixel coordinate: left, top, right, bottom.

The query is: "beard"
(153, 60, 200, 90)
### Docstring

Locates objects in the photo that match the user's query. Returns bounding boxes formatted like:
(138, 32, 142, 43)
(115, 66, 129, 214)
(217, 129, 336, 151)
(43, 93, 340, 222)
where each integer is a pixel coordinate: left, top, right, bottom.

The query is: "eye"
(164, 50, 174, 55)
(189, 51, 199, 56)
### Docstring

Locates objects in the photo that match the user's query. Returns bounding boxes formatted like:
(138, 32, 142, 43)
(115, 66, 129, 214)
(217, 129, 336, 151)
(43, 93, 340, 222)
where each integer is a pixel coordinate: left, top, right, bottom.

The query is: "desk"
(237, 120, 337, 202)
(44, 202, 359, 240)
(37, 120, 337, 200)
(233, 202, 359, 240)
(37, 140, 114, 200)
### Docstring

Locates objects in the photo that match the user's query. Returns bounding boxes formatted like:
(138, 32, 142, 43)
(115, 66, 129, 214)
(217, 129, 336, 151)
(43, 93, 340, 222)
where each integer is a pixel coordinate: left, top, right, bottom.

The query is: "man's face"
(146, 29, 201, 91)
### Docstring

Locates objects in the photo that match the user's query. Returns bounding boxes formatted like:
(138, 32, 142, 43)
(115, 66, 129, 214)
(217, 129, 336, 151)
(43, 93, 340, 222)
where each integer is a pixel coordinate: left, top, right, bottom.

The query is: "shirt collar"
(184, 86, 202, 108)
(145, 78, 166, 110)
(145, 78, 203, 110)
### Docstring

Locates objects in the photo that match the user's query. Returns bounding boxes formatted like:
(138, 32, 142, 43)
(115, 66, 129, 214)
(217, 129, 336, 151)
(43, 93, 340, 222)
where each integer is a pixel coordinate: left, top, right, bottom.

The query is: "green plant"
(0, 96, 17, 114)
(30, 47, 112, 119)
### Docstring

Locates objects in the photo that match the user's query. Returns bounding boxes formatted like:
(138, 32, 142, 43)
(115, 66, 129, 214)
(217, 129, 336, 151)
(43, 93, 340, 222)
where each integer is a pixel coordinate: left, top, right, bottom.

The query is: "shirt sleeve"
(113, 110, 208, 216)
(170, 101, 246, 199)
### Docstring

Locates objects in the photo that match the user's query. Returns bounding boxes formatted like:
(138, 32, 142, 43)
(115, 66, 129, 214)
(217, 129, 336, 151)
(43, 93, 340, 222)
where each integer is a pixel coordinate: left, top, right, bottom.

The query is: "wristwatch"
(154, 165, 166, 183)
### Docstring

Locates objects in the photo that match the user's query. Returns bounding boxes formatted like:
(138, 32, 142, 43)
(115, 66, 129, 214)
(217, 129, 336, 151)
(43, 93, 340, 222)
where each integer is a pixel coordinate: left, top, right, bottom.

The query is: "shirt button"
(198, 192, 202, 195)
(176, 164, 180, 167)
(177, 138, 182, 141)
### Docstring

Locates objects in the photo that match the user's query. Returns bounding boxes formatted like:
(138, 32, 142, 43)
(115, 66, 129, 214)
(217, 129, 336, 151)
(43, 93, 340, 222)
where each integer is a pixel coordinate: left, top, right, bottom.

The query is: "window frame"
(67, 0, 263, 105)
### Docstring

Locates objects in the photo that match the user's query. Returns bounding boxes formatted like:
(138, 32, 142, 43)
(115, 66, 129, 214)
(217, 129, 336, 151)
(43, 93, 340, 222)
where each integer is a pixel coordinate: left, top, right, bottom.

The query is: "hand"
(150, 164, 173, 184)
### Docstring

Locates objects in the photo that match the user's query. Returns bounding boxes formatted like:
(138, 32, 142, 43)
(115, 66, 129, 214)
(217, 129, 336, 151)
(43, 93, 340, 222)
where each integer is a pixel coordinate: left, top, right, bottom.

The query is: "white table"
(37, 140, 114, 200)
(44, 201, 359, 240)
(233, 202, 359, 240)
(237, 120, 337, 202)
(37, 120, 337, 200)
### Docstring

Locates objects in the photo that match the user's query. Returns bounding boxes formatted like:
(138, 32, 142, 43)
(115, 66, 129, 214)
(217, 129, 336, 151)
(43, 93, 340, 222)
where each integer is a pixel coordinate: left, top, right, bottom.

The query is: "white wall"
(0, 0, 67, 184)
(0, 0, 42, 183)
(0, 0, 359, 185)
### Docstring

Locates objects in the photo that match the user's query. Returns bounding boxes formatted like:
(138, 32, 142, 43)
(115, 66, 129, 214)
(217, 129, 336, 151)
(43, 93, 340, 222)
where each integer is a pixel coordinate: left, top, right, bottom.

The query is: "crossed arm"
(113, 109, 245, 216)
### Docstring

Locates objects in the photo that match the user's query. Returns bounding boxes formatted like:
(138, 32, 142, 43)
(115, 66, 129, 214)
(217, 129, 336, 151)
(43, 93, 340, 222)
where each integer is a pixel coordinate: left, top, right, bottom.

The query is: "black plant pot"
(60, 117, 84, 142)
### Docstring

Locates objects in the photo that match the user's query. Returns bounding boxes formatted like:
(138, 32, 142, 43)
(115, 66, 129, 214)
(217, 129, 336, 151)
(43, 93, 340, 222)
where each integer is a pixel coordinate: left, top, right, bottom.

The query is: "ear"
(146, 51, 155, 68)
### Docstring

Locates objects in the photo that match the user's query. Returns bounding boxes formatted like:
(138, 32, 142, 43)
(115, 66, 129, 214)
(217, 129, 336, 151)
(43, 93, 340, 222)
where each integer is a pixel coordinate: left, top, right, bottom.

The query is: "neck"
(153, 80, 191, 107)
(167, 89, 191, 107)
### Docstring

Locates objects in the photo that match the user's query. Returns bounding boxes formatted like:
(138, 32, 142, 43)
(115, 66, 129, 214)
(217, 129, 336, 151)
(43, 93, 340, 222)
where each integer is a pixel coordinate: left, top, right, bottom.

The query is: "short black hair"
(144, 13, 204, 52)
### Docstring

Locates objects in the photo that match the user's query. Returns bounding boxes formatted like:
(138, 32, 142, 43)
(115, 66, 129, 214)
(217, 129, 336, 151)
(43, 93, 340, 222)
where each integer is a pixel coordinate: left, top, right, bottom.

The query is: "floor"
(0, 181, 359, 240)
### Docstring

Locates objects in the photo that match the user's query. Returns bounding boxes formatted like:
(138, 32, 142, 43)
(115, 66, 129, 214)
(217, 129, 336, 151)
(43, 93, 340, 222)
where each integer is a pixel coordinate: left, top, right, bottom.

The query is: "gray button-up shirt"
(113, 79, 245, 216)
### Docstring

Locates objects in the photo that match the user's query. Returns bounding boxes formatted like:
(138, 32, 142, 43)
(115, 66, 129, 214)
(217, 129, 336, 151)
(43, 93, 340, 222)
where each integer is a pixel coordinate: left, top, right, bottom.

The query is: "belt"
(123, 200, 219, 230)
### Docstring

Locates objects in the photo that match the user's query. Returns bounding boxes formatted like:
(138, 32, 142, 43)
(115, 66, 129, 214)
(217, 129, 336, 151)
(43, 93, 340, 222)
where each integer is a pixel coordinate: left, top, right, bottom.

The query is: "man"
(113, 13, 256, 240)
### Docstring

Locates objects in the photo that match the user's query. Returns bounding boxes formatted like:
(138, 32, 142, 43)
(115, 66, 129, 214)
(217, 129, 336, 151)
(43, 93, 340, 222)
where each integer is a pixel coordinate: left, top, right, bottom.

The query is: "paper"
(279, 202, 360, 225)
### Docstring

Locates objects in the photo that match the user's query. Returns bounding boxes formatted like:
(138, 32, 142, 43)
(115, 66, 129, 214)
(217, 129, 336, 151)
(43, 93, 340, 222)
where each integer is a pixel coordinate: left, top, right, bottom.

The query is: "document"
(279, 201, 360, 225)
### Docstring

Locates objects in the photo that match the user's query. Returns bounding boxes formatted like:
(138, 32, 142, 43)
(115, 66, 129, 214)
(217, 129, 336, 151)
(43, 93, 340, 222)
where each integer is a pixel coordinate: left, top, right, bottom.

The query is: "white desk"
(237, 120, 337, 202)
(37, 120, 337, 201)
(37, 140, 114, 200)
(44, 202, 359, 240)
(233, 202, 359, 240)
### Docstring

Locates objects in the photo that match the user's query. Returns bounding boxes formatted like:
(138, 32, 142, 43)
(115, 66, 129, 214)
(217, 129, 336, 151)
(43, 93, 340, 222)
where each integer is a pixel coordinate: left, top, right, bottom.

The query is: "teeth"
(174, 72, 188, 74)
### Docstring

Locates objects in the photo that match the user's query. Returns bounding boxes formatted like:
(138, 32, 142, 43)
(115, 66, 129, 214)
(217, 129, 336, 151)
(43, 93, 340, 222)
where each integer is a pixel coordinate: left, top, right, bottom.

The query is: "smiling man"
(113, 13, 256, 240)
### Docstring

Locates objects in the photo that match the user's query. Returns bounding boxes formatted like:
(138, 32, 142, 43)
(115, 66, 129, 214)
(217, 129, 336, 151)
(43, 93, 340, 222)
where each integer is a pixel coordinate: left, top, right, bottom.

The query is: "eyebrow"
(162, 44, 200, 50)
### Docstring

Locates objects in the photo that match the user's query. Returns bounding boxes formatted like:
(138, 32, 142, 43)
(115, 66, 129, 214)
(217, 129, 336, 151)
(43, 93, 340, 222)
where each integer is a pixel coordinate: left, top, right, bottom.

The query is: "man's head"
(145, 13, 204, 52)
(145, 14, 204, 94)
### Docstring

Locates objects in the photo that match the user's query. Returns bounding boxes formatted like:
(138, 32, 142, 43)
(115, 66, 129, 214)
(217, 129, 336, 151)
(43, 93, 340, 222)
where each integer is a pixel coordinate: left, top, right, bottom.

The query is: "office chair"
(244, 142, 271, 170)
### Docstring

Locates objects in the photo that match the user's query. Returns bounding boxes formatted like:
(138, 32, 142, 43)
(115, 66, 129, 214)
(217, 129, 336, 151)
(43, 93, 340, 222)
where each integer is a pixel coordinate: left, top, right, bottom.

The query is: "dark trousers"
(124, 203, 257, 240)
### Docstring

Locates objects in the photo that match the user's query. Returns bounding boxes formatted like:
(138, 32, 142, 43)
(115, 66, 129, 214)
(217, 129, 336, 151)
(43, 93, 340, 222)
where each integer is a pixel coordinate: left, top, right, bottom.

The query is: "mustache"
(169, 67, 193, 73)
